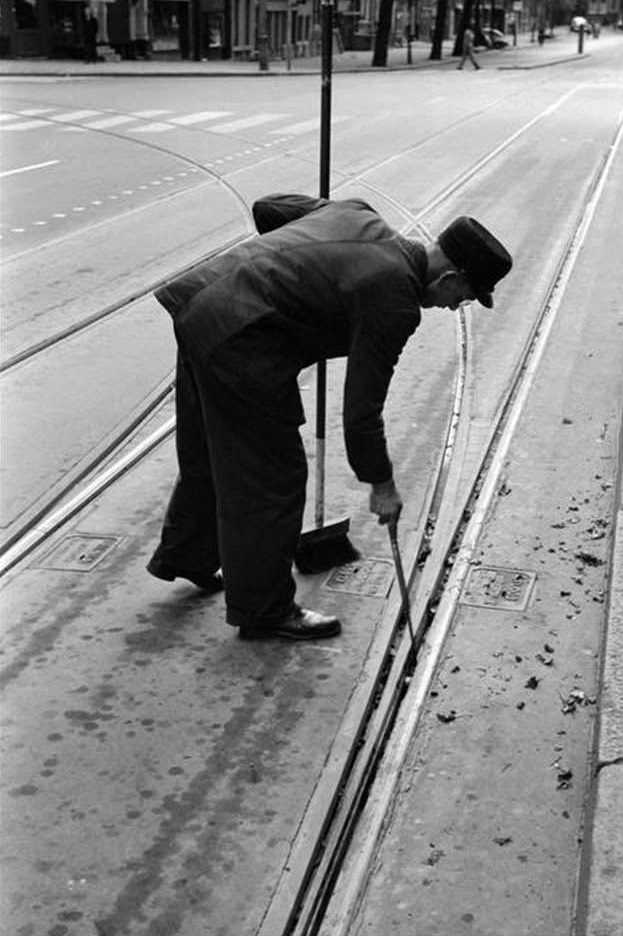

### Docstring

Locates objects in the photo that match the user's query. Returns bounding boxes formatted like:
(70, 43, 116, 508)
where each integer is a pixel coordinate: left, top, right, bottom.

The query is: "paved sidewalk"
(0, 30, 608, 79)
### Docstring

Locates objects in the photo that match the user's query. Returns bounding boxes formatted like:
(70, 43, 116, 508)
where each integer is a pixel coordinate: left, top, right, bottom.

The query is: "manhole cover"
(460, 565, 536, 611)
(34, 533, 123, 572)
(324, 558, 394, 598)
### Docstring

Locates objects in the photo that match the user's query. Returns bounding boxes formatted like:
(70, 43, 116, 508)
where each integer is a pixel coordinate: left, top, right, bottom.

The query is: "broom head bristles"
(294, 517, 360, 574)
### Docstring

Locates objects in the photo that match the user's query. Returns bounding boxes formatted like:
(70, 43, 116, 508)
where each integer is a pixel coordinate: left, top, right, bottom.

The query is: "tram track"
(0, 84, 614, 573)
(1, 108, 617, 936)
(1, 72, 621, 935)
(0, 81, 590, 560)
(258, 111, 623, 935)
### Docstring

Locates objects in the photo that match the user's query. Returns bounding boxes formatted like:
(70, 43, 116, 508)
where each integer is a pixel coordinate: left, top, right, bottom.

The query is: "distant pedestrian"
(457, 26, 481, 69)
(83, 5, 98, 63)
(147, 193, 512, 641)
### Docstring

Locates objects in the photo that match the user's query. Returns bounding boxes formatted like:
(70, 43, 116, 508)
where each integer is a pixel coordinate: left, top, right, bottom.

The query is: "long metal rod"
(388, 518, 416, 649)
(314, 0, 333, 529)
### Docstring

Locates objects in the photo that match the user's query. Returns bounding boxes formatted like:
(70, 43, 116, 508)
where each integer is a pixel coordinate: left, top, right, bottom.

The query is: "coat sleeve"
(252, 193, 329, 234)
(342, 292, 420, 484)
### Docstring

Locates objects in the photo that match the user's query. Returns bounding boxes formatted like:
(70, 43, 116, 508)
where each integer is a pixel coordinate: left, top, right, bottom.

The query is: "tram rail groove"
(257, 117, 623, 934)
(0, 373, 175, 561)
(0, 414, 176, 580)
(0, 232, 252, 375)
(309, 114, 623, 936)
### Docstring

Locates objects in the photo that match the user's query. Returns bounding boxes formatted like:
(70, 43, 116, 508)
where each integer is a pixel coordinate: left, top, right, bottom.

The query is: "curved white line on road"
(0, 159, 60, 178)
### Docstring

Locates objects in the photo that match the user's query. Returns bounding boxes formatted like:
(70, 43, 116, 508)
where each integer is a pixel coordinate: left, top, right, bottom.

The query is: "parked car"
(475, 28, 509, 49)
(570, 16, 591, 33)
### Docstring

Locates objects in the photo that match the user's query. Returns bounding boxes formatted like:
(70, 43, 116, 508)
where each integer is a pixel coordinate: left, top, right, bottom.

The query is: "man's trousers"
(149, 336, 308, 631)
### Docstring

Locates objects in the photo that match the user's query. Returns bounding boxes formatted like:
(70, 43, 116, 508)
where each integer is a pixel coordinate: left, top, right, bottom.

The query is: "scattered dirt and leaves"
(560, 688, 597, 714)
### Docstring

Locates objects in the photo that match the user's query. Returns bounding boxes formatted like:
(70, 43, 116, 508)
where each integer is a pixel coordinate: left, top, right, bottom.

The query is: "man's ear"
(437, 270, 459, 286)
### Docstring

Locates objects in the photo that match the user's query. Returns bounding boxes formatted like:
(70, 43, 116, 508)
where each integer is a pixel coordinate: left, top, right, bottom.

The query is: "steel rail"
(319, 108, 623, 936)
(0, 232, 252, 375)
(0, 372, 175, 561)
(0, 108, 257, 373)
(285, 114, 623, 936)
(0, 413, 176, 579)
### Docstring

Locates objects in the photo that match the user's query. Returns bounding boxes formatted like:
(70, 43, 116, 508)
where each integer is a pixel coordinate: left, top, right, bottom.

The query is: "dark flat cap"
(438, 217, 513, 307)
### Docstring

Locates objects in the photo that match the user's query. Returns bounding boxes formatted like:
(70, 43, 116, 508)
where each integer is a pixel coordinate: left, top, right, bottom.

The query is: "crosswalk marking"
(132, 122, 175, 133)
(169, 110, 233, 126)
(271, 116, 349, 136)
(81, 114, 138, 129)
(210, 113, 287, 134)
(53, 110, 102, 122)
(17, 107, 55, 115)
(0, 108, 351, 139)
(130, 109, 173, 118)
(2, 120, 50, 131)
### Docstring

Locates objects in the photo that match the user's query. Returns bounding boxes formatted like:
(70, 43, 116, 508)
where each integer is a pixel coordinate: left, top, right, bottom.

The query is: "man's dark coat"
(155, 194, 426, 484)
(150, 194, 426, 630)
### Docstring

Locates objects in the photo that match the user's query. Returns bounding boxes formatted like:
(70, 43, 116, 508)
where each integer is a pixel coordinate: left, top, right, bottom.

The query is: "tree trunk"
(372, 0, 394, 67)
(429, 0, 448, 59)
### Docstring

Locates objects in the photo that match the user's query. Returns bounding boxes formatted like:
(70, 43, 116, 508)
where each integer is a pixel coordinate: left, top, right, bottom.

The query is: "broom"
(294, 0, 360, 575)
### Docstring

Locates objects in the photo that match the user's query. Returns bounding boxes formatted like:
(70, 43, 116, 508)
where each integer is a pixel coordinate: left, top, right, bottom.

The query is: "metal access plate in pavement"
(33, 532, 124, 572)
(324, 558, 394, 598)
(460, 565, 536, 611)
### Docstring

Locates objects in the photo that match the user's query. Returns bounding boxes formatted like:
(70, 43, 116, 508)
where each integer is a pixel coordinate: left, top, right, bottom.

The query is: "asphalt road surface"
(1, 37, 622, 936)
(1, 42, 621, 545)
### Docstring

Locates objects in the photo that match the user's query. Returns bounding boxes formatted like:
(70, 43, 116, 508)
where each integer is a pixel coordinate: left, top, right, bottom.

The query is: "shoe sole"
(239, 622, 341, 641)
(147, 564, 223, 593)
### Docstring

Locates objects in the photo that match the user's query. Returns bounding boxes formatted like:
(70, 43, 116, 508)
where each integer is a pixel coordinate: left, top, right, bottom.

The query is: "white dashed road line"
(1, 107, 352, 241)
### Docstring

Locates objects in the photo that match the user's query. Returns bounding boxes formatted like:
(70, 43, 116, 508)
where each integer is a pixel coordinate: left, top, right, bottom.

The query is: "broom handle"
(315, 0, 333, 530)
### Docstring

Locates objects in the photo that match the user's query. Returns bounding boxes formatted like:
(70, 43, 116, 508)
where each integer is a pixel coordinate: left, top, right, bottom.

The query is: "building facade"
(0, 0, 621, 59)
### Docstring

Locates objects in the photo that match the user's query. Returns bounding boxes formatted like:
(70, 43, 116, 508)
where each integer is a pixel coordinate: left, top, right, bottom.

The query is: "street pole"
(257, 0, 269, 70)
(192, 0, 202, 61)
(319, 0, 332, 200)
(286, 0, 293, 71)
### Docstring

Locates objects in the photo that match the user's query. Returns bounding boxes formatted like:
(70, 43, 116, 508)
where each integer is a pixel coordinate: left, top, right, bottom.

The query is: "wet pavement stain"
(92, 650, 330, 935)
(9, 782, 39, 796)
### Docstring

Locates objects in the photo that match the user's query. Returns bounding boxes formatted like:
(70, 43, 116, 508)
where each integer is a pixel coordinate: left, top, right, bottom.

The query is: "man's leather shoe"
(147, 559, 223, 593)
(238, 607, 341, 641)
